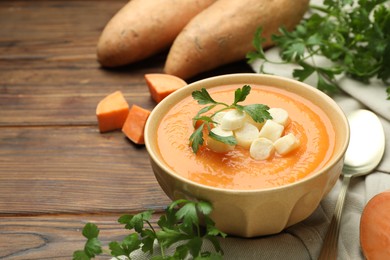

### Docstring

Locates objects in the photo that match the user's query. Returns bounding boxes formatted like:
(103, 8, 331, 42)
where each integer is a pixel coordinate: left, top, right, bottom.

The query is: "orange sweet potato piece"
(144, 73, 187, 103)
(96, 91, 129, 133)
(122, 105, 151, 144)
(360, 190, 390, 259)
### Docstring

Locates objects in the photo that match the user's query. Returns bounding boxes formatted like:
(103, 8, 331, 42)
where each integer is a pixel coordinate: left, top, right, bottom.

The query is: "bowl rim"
(144, 73, 350, 194)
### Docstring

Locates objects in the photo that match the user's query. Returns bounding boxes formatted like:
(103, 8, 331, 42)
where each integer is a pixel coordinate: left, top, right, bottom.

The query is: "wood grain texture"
(0, 0, 253, 257)
(0, 0, 171, 217)
(0, 126, 170, 214)
(0, 213, 163, 259)
(0, 0, 164, 126)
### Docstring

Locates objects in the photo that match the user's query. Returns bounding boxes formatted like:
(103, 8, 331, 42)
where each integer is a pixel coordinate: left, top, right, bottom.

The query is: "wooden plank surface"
(0, 126, 170, 214)
(0, 0, 253, 257)
(0, 213, 163, 259)
(0, 0, 171, 216)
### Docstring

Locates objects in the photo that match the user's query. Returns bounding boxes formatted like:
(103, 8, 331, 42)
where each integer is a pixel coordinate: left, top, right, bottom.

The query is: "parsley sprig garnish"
(73, 200, 226, 260)
(247, 0, 390, 99)
(189, 85, 271, 154)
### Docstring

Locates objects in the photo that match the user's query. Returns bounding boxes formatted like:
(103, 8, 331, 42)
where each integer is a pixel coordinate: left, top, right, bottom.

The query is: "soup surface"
(157, 84, 335, 190)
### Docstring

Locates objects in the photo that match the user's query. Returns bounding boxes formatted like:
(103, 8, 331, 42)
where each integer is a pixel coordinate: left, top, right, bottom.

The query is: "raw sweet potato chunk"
(96, 91, 129, 133)
(145, 73, 187, 103)
(122, 105, 151, 144)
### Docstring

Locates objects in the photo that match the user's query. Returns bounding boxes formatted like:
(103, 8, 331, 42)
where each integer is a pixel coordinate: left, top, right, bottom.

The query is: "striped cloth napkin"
(244, 46, 390, 259)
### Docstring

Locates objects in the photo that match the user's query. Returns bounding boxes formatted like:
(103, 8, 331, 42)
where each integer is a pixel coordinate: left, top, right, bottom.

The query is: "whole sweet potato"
(164, 0, 310, 79)
(97, 0, 216, 67)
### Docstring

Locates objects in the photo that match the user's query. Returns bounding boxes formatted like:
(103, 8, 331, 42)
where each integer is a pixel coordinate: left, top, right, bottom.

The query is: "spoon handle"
(318, 174, 352, 260)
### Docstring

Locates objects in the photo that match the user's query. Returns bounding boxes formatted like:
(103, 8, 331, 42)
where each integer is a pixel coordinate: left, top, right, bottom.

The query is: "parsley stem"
(146, 220, 156, 234)
(209, 106, 234, 119)
(145, 220, 166, 257)
(309, 4, 328, 13)
(196, 223, 201, 238)
(215, 101, 230, 108)
(160, 243, 166, 258)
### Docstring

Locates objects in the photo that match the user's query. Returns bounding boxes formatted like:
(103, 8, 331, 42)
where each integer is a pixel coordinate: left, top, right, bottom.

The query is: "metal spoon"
(318, 109, 385, 260)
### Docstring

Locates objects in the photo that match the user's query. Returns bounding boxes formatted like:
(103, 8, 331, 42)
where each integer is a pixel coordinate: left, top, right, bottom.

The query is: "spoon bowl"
(318, 109, 385, 259)
(343, 110, 386, 175)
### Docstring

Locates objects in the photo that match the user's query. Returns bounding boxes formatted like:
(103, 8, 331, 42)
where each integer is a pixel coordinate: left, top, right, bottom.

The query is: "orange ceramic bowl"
(144, 73, 349, 237)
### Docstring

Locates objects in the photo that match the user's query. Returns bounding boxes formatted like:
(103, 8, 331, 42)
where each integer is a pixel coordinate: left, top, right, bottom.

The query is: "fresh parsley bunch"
(73, 200, 226, 260)
(189, 85, 271, 154)
(247, 0, 390, 99)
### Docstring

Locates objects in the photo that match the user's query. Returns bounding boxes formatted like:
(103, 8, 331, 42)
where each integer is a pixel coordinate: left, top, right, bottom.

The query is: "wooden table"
(0, 1, 253, 258)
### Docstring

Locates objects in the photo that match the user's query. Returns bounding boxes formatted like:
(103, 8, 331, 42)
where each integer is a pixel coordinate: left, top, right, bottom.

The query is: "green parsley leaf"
(173, 243, 191, 259)
(387, 87, 390, 100)
(167, 199, 189, 211)
(78, 223, 102, 259)
(196, 201, 213, 216)
(122, 233, 142, 252)
(317, 76, 339, 94)
(293, 62, 315, 81)
(84, 238, 102, 258)
(379, 42, 390, 83)
(118, 210, 153, 233)
(157, 206, 177, 230)
(205, 217, 227, 239)
(190, 85, 271, 153)
(156, 228, 190, 249)
(204, 236, 224, 256)
(108, 234, 141, 257)
(281, 40, 306, 62)
(246, 27, 267, 63)
(73, 224, 102, 260)
(82, 223, 99, 240)
(189, 123, 205, 154)
(108, 241, 126, 256)
(176, 202, 199, 227)
(243, 104, 271, 123)
(248, 0, 390, 99)
(194, 105, 217, 122)
(141, 229, 157, 254)
(187, 237, 203, 258)
(72, 250, 90, 260)
(233, 85, 251, 104)
(192, 88, 218, 105)
(209, 131, 237, 146)
(73, 200, 225, 259)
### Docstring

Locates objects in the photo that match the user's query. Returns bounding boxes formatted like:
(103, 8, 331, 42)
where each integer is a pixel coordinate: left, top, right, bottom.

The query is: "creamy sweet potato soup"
(157, 84, 335, 190)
